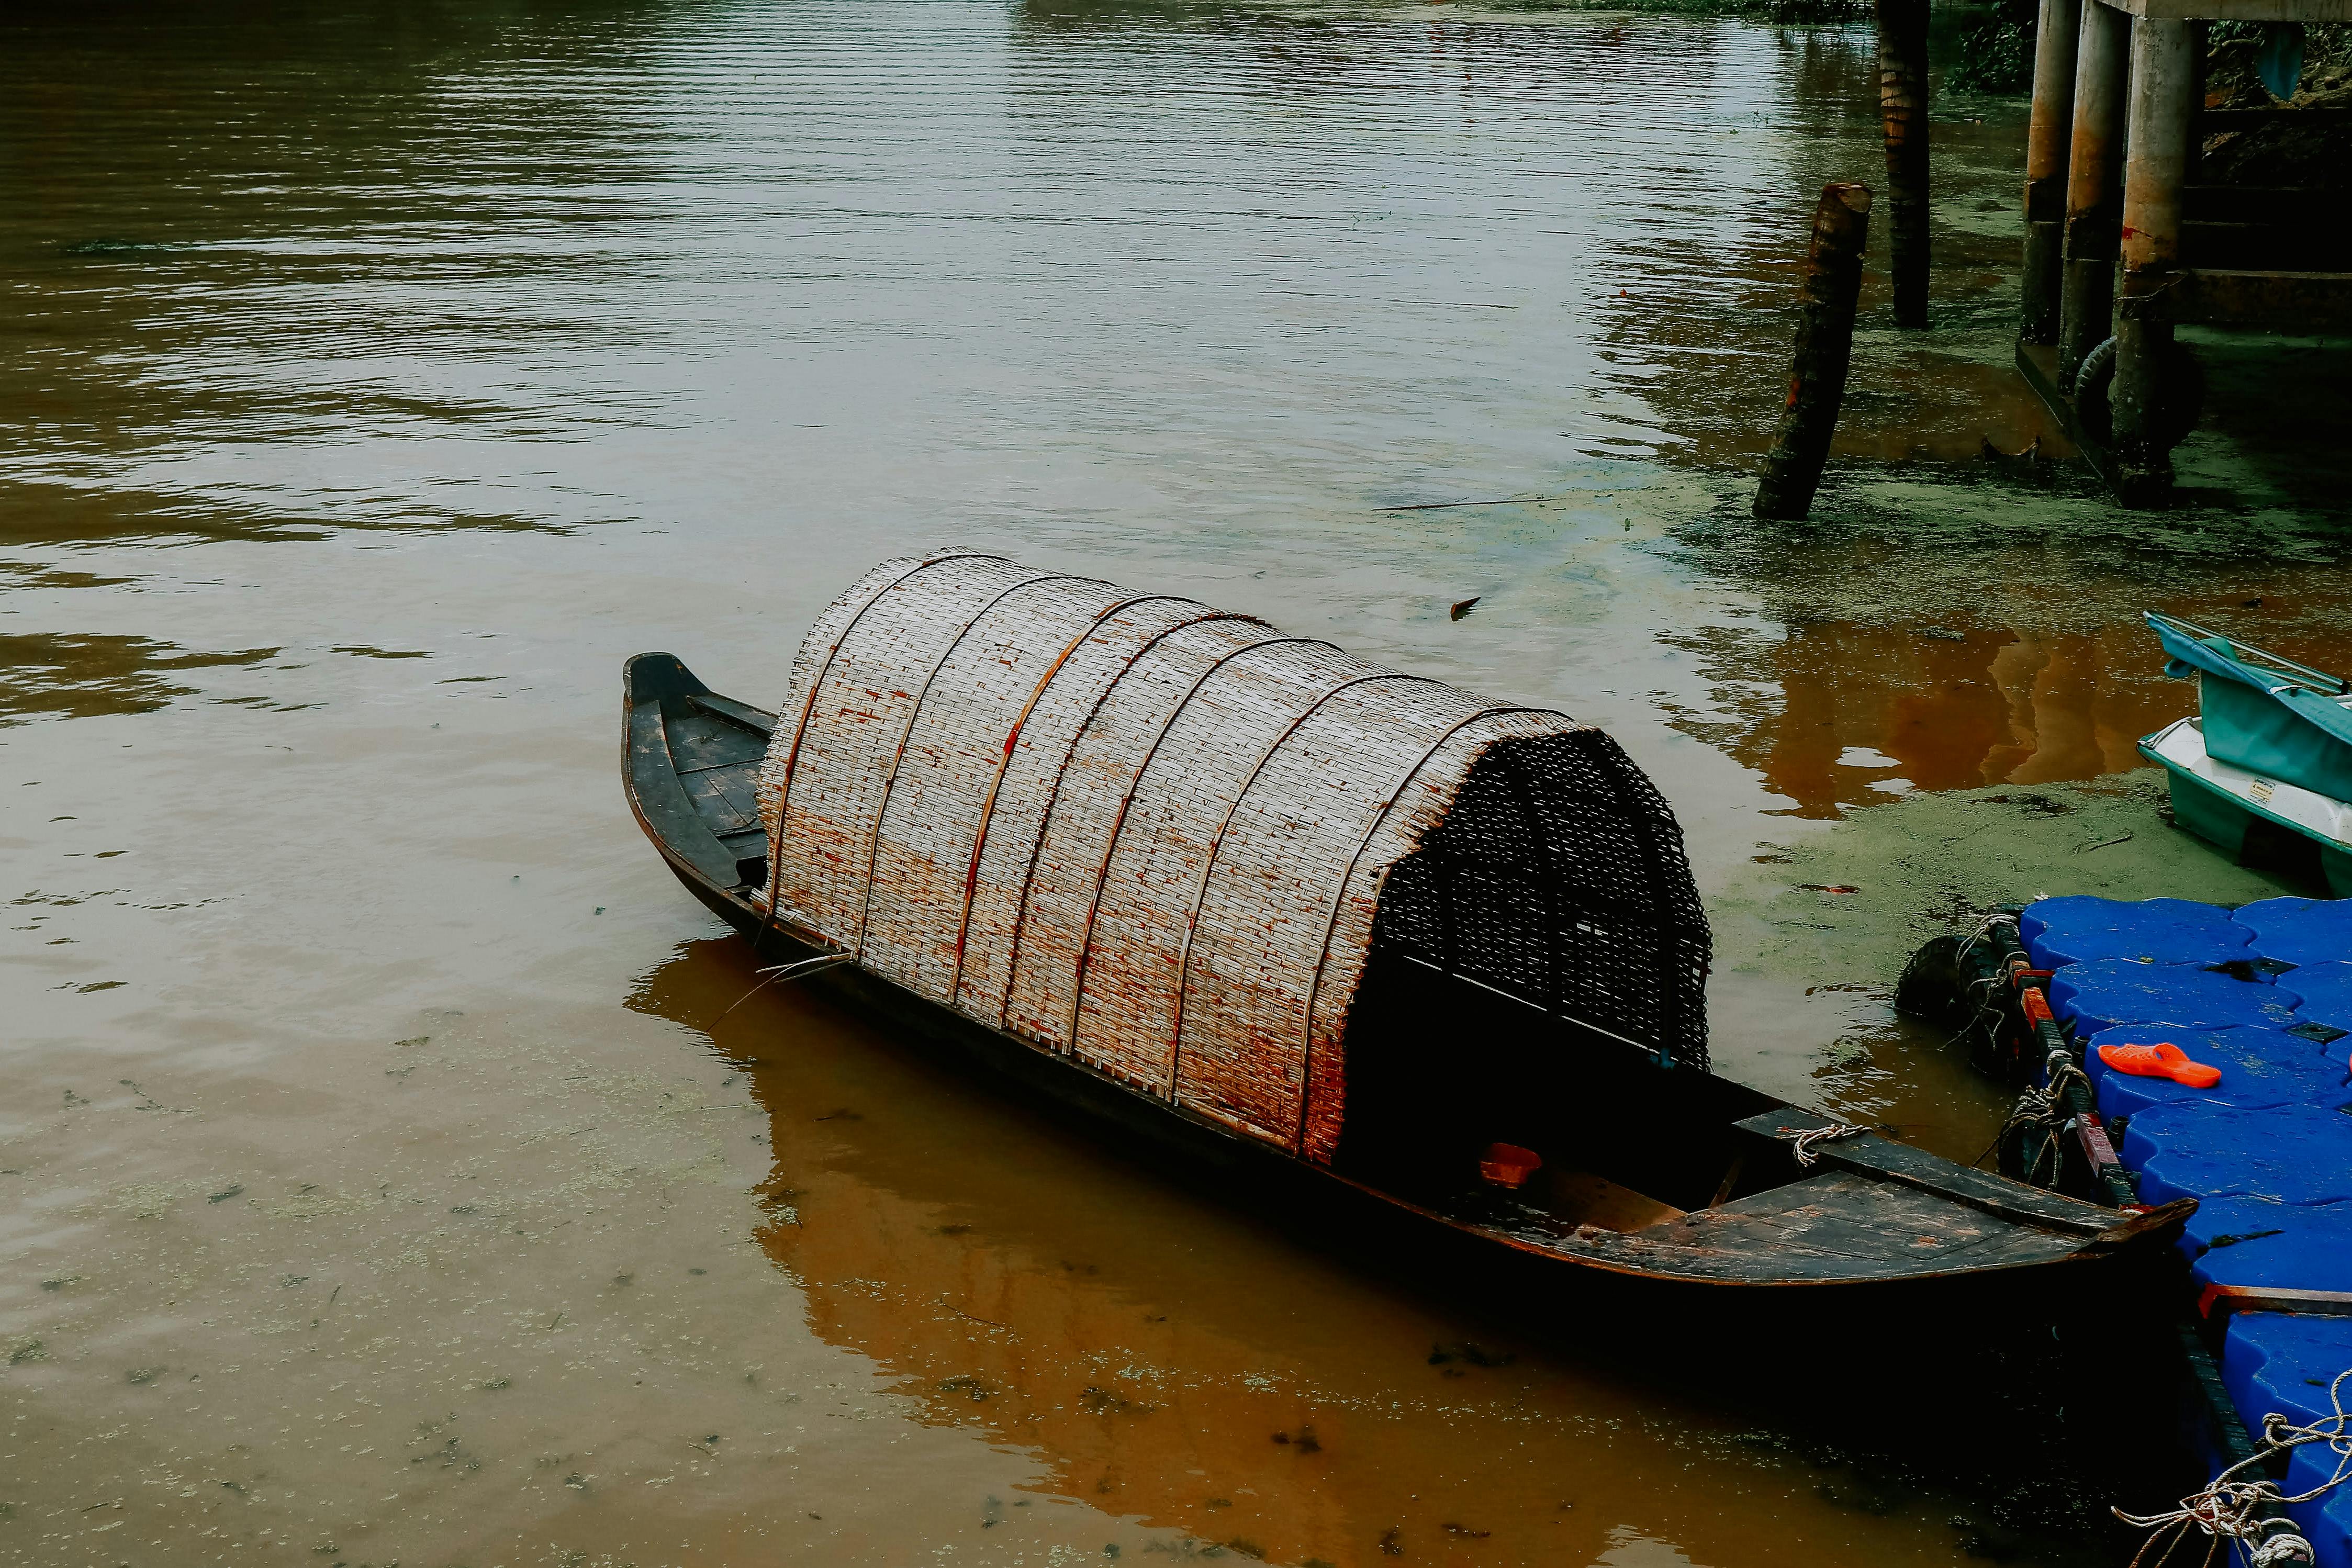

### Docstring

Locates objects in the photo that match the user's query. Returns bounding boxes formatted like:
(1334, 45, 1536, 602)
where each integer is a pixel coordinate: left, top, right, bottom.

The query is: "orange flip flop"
(2096, 1041, 2223, 1089)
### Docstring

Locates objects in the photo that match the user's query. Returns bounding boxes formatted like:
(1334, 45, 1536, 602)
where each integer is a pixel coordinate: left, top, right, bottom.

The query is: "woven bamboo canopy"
(754, 551, 1710, 1163)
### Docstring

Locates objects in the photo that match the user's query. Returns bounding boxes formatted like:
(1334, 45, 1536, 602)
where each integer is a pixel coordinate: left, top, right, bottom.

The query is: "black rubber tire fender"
(2071, 334, 2204, 448)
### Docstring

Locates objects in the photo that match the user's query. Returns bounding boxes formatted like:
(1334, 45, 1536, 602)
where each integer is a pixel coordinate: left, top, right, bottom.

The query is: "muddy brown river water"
(7, 2, 2352, 1564)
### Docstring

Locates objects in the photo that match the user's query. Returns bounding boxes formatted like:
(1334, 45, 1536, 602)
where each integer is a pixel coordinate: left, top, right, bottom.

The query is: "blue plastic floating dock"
(2085, 1025, 2349, 1119)
(2025, 892, 2252, 969)
(2032, 922, 2253, 970)
(2122, 1103, 2352, 1207)
(2238, 897, 2352, 969)
(2022, 894, 2241, 944)
(2022, 892, 2352, 1568)
(2049, 957, 2301, 1037)
(2221, 1312, 2352, 1562)
(2184, 1196, 2352, 1295)
(2288, 963, 2352, 1036)
(2223, 1311, 2352, 1429)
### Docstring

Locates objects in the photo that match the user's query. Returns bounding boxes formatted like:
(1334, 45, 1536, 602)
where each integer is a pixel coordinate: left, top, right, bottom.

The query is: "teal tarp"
(2150, 613, 2352, 800)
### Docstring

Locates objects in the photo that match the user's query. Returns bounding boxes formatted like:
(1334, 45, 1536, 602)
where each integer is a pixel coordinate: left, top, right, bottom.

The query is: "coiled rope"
(1782, 1123, 1869, 1169)
(2116, 1368, 2352, 1567)
(1951, 908, 2013, 966)
(1956, 968, 2008, 1050)
(1942, 910, 2026, 1070)
(1989, 1045, 2092, 1186)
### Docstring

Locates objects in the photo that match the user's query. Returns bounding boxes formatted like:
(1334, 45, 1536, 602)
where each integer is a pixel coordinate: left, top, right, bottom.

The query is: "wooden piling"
(2022, 0, 2082, 343)
(2113, 16, 2198, 506)
(1753, 183, 1874, 522)
(2060, 0, 2131, 384)
(1875, 0, 1931, 329)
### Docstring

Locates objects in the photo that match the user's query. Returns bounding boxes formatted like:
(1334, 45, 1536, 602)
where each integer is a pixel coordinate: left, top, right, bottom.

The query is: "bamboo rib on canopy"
(755, 552, 1711, 1164)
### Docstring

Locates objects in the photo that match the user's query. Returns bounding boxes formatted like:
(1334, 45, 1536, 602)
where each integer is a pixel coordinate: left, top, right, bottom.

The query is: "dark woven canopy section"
(1363, 731, 1712, 1073)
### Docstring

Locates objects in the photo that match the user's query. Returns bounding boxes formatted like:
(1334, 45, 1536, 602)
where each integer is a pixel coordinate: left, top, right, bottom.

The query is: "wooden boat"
(624, 552, 2190, 1291)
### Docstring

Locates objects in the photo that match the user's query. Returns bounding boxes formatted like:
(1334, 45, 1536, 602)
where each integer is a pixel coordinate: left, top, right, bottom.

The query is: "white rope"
(715, 951, 855, 1020)
(1943, 910, 2021, 1057)
(2252, 1532, 2317, 1567)
(756, 952, 854, 982)
(1995, 1045, 2091, 1186)
(2115, 1368, 2352, 1567)
(1952, 908, 2014, 966)
(1783, 1123, 1868, 1169)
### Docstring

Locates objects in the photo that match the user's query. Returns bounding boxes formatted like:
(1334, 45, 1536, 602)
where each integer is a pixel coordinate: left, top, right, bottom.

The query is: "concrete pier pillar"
(2113, 16, 2199, 506)
(2022, 0, 2083, 343)
(2059, 0, 2131, 384)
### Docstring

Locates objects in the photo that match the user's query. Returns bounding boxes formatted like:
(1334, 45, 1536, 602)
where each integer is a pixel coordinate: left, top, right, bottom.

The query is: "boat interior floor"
(1328, 960, 2132, 1278)
(1500, 1166, 1686, 1234)
(1399, 1158, 2118, 1279)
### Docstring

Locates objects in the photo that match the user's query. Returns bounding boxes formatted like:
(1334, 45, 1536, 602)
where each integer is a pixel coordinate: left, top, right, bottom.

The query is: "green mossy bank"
(1712, 768, 2302, 990)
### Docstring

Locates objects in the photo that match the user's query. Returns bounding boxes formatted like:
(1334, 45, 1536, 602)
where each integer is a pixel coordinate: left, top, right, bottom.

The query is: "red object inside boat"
(1479, 1143, 1543, 1189)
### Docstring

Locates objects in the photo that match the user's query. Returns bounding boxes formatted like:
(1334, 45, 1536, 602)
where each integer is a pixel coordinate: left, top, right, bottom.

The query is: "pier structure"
(2015, 0, 2352, 507)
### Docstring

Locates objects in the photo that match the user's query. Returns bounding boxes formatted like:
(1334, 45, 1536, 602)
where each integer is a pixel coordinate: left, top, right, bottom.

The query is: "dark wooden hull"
(624, 652, 2191, 1298)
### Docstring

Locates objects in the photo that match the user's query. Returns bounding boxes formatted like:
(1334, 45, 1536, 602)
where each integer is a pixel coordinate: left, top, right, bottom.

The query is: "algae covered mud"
(4, 1, 2350, 1564)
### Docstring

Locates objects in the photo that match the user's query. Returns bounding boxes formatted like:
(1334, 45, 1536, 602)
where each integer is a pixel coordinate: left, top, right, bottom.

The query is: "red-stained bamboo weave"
(755, 554, 1710, 1164)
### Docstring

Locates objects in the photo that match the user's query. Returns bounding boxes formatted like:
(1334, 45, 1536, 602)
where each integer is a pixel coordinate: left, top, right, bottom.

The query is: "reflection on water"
(633, 939, 2107, 1566)
(1666, 620, 2187, 817)
(2, 0, 2345, 1562)
(5, 0, 676, 545)
(0, 633, 284, 724)
(1667, 603, 2352, 819)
